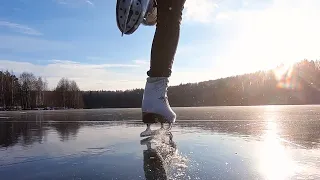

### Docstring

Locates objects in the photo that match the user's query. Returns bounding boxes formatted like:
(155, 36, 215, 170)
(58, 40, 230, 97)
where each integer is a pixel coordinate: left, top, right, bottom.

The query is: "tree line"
(82, 59, 320, 108)
(0, 71, 83, 110)
(1, 59, 320, 110)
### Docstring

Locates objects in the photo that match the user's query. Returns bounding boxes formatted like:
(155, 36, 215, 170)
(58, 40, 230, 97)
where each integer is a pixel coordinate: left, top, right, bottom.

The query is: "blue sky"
(0, 0, 319, 90)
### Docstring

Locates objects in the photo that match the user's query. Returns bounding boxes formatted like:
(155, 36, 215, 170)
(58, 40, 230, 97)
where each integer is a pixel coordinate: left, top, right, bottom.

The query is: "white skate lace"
(156, 79, 169, 105)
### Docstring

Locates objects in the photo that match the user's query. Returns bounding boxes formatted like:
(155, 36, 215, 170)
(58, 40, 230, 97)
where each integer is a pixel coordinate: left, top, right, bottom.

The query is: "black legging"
(147, 0, 186, 77)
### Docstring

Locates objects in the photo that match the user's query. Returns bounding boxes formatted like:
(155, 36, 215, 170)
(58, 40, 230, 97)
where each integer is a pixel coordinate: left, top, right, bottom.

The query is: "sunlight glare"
(259, 118, 297, 180)
(272, 63, 301, 90)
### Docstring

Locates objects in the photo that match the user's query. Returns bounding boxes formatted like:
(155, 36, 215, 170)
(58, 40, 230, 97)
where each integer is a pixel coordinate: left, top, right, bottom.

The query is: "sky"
(0, 0, 319, 91)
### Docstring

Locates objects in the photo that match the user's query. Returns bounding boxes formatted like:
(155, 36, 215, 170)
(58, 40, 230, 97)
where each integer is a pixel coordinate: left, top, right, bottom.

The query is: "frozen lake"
(0, 105, 320, 179)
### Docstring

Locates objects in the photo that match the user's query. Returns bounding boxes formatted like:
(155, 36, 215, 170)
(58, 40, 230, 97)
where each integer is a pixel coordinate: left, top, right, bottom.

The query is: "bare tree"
(54, 78, 83, 108)
(55, 77, 70, 108)
(19, 72, 36, 109)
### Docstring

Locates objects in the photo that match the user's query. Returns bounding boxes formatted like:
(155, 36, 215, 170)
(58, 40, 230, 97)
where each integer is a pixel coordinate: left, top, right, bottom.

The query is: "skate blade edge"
(142, 112, 168, 124)
(140, 129, 162, 137)
(140, 129, 165, 137)
(140, 129, 172, 138)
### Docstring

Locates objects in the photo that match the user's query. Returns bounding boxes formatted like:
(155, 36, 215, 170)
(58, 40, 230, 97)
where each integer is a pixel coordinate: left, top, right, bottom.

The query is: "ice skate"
(140, 77, 176, 137)
(142, 0, 157, 26)
(116, 0, 157, 36)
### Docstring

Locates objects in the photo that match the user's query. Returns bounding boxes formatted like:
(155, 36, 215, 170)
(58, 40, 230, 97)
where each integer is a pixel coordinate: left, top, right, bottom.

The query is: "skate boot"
(140, 77, 176, 137)
(142, 0, 157, 26)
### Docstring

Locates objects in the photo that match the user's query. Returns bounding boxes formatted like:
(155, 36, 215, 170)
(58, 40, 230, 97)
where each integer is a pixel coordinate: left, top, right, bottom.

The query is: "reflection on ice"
(259, 120, 297, 180)
(141, 133, 188, 180)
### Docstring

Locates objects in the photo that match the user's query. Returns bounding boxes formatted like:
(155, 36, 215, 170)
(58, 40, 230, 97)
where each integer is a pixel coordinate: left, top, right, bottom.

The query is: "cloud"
(0, 59, 147, 91)
(50, 59, 79, 64)
(215, 12, 230, 20)
(0, 21, 42, 36)
(55, 0, 94, 6)
(132, 60, 149, 66)
(0, 35, 74, 53)
(86, 56, 104, 61)
(86, 57, 149, 67)
(0, 58, 219, 91)
(184, 0, 219, 23)
(85, 0, 94, 6)
(50, 59, 140, 68)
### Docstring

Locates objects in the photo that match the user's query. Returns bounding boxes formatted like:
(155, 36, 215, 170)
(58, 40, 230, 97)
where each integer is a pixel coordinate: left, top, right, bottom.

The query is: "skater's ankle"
(147, 69, 172, 77)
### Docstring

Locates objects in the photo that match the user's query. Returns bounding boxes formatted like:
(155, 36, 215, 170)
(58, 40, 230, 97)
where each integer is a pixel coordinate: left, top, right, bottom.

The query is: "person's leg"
(147, 0, 186, 77)
(141, 0, 186, 136)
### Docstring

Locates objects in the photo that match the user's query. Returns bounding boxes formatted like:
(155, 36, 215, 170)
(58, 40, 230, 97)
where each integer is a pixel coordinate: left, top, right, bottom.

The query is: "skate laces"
(157, 78, 169, 104)
(147, 77, 170, 105)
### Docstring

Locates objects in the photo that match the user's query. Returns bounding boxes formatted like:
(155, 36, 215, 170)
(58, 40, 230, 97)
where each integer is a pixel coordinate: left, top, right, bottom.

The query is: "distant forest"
(0, 72, 83, 110)
(1, 59, 319, 110)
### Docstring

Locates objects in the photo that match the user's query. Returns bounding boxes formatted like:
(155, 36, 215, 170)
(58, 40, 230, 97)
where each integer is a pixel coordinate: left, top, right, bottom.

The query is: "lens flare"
(273, 63, 301, 90)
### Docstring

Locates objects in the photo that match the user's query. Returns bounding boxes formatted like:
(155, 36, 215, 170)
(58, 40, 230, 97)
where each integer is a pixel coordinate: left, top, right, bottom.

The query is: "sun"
(272, 62, 301, 90)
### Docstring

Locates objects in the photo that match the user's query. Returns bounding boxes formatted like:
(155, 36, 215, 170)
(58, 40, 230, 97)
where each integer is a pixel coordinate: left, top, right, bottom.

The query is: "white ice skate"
(140, 77, 176, 137)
